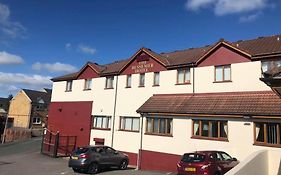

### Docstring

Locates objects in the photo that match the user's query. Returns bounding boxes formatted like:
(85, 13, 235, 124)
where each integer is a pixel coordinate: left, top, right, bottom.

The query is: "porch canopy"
(137, 91, 281, 118)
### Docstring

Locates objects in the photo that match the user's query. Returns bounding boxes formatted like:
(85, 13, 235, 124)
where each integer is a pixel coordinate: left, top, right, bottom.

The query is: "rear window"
(181, 153, 205, 163)
(74, 147, 89, 154)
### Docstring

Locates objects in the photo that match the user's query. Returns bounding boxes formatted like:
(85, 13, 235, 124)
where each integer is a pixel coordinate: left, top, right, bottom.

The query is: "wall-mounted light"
(58, 108, 62, 112)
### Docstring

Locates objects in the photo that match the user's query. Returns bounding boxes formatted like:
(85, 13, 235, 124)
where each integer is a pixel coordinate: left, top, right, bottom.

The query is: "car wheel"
(88, 163, 99, 174)
(119, 159, 128, 170)
(72, 168, 80, 173)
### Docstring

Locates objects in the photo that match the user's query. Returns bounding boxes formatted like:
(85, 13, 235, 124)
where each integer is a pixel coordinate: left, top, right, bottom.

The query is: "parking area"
(0, 138, 175, 175)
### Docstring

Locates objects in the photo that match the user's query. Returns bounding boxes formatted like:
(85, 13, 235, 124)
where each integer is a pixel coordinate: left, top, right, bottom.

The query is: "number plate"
(185, 167, 196, 172)
(71, 156, 78, 160)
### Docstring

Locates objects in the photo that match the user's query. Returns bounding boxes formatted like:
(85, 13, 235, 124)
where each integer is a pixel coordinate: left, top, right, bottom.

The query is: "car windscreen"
(74, 147, 89, 154)
(181, 153, 205, 163)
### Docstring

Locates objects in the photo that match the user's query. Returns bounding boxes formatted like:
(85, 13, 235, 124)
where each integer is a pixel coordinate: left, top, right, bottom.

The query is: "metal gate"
(41, 129, 77, 157)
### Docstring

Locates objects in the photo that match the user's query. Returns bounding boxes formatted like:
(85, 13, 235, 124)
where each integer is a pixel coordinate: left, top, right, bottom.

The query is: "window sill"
(104, 87, 114, 90)
(92, 127, 111, 131)
(152, 84, 160, 87)
(191, 136, 229, 142)
(125, 86, 131, 88)
(175, 82, 191, 85)
(138, 85, 145, 88)
(253, 142, 281, 148)
(65, 90, 72, 92)
(213, 80, 232, 83)
(144, 133, 173, 137)
(119, 129, 139, 133)
(83, 89, 91, 91)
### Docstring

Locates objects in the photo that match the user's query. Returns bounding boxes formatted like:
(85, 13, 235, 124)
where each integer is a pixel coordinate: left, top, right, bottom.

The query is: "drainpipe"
(137, 113, 144, 170)
(111, 75, 118, 147)
(192, 64, 195, 95)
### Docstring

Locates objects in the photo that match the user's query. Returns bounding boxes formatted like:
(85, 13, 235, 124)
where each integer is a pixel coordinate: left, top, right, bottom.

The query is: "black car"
(68, 145, 129, 174)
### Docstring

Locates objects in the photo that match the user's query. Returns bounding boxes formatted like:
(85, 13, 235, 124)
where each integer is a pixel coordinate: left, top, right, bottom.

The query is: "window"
(84, 79, 92, 90)
(215, 65, 231, 82)
(153, 72, 160, 86)
(254, 122, 281, 147)
(120, 117, 140, 132)
(126, 75, 132, 88)
(261, 60, 281, 76)
(146, 117, 172, 136)
(105, 76, 114, 89)
(66, 80, 73, 92)
(177, 68, 190, 84)
(139, 73, 145, 87)
(192, 119, 228, 141)
(93, 116, 111, 129)
(32, 117, 41, 124)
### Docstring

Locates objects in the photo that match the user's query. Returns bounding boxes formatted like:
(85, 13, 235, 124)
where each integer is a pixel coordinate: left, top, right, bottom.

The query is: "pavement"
(0, 138, 176, 175)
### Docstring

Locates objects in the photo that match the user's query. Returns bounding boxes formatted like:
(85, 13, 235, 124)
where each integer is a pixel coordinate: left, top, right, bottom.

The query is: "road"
(0, 138, 175, 175)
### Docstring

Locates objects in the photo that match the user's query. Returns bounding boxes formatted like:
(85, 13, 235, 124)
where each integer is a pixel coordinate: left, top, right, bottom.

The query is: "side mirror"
(232, 157, 237, 161)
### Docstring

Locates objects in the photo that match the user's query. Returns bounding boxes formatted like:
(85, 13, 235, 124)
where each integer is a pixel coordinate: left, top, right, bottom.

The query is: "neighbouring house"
(48, 35, 281, 172)
(8, 88, 52, 129)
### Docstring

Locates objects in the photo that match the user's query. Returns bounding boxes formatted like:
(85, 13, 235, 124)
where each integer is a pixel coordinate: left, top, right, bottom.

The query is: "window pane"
(224, 66, 231, 81)
(255, 123, 264, 142)
(202, 121, 209, 137)
(159, 119, 165, 133)
(185, 69, 190, 83)
(215, 67, 223, 81)
(126, 75, 131, 87)
(210, 121, 218, 138)
(96, 117, 102, 128)
(153, 118, 159, 133)
(124, 118, 132, 130)
(147, 118, 152, 132)
(132, 118, 140, 131)
(193, 120, 200, 136)
(220, 121, 228, 138)
(267, 123, 278, 144)
(177, 70, 184, 84)
(220, 153, 232, 161)
(167, 119, 172, 134)
(261, 61, 269, 72)
(139, 74, 145, 86)
(154, 72, 159, 85)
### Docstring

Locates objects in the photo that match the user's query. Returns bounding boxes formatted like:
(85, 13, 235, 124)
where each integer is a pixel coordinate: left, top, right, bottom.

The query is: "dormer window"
(215, 65, 231, 82)
(66, 80, 73, 92)
(84, 79, 92, 90)
(105, 76, 114, 89)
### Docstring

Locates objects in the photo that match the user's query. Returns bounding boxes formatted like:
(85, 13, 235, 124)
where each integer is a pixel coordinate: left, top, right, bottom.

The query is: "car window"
(105, 147, 116, 154)
(74, 147, 88, 154)
(181, 153, 205, 163)
(210, 153, 221, 161)
(220, 152, 232, 161)
(96, 147, 105, 154)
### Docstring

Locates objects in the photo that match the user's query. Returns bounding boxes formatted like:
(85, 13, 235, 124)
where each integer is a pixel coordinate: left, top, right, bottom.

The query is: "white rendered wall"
(195, 61, 270, 93)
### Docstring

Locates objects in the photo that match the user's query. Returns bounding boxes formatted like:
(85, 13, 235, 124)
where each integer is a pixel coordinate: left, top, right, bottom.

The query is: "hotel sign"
(131, 61, 154, 73)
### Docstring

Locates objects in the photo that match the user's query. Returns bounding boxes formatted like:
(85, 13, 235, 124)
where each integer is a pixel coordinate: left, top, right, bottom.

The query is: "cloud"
(239, 12, 261, 22)
(0, 3, 26, 42)
(78, 44, 97, 55)
(185, 0, 270, 16)
(0, 72, 52, 96)
(32, 62, 78, 73)
(65, 43, 72, 50)
(0, 51, 24, 65)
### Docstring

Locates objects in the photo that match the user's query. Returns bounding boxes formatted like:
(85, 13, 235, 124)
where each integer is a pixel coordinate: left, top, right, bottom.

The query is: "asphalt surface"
(0, 138, 175, 175)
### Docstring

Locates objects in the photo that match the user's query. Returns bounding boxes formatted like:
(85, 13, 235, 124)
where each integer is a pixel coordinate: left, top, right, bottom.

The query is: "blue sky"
(0, 0, 280, 97)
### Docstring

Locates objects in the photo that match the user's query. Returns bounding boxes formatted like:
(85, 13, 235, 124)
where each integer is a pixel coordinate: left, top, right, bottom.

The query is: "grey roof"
(22, 89, 52, 104)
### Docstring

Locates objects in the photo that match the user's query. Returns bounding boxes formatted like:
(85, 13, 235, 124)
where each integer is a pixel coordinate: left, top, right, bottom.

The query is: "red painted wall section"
(120, 151, 138, 166)
(77, 66, 99, 79)
(198, 46, 250, 67)
(140, 149, 181, 172)
(48, 101, 93, 147)
(121, 52, 167, 75)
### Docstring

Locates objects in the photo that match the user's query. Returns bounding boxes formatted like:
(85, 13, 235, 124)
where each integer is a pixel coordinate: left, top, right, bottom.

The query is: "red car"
(177, 151, 239, 175)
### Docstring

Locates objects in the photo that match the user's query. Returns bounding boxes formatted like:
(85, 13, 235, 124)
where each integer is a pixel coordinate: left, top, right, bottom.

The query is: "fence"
(1, 127, 31, 143)
(41, 129, 77, 158)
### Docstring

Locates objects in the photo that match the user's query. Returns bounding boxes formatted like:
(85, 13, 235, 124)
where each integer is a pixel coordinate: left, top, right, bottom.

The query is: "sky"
(0, 0, 280, 97)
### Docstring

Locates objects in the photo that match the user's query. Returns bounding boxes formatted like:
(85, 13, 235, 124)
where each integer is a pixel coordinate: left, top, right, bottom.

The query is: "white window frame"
(32, 117, 41, 124)
(215, 65, 231, 82)
(105, 76, 114, 89)
(84, 79, 92, 90)
(177, 68, 190, 84)
(153, 72, 160, 86)
(120, 116, 140, 132)
(66, 80, 73, 92)
(93, 116, 111, 129)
